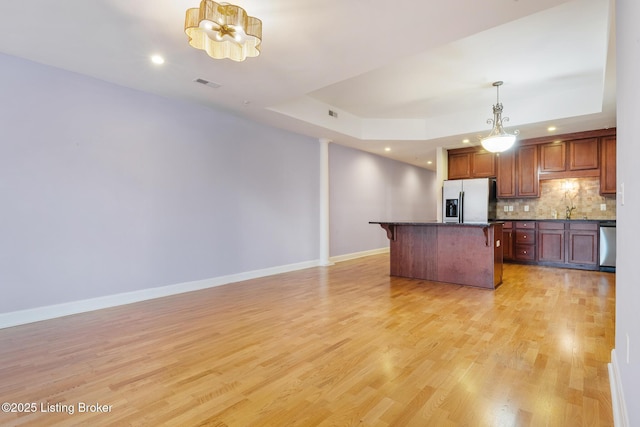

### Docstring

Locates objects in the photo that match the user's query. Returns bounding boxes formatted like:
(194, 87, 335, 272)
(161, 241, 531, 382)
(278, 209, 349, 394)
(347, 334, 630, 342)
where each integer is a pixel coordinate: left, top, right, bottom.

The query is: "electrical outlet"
(508, 206, 514, 212)
(524, 205, 529, 212)
(601, 203, 607, 211)
(503, 206, 509, 212)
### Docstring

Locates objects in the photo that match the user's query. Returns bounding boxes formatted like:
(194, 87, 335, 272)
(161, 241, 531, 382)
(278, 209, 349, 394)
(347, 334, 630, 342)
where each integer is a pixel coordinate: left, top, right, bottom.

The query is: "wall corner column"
(435, 146, 448, 222)
(319, 138, 334, 266)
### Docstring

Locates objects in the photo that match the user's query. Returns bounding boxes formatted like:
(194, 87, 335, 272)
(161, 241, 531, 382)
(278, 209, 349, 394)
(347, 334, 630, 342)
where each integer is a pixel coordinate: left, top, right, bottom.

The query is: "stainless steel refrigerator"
(442, 178, 496, 224)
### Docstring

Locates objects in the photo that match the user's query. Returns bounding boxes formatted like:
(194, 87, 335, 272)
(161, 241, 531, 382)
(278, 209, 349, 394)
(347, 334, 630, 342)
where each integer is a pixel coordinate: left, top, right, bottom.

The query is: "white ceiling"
(0, 0, 616, 171)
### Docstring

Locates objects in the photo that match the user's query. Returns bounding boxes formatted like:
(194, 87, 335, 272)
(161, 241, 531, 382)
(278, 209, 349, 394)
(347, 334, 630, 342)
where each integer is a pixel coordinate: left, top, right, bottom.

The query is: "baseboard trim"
(330, 247, 389, 263)
(609, 349, 630, 427)
(0, 259, 321, 330)
(0, 248, 391, 330)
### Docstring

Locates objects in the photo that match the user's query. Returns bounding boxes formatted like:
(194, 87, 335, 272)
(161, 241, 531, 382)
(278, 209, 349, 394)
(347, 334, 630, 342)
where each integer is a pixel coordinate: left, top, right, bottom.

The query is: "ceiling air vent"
(328, 110, 338, 118)
(193, 78, 221, 89)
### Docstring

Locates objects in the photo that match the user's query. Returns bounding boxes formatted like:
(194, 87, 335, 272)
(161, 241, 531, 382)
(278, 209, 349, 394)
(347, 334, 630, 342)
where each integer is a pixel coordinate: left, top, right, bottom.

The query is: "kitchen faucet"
(565, 205, 576, 219)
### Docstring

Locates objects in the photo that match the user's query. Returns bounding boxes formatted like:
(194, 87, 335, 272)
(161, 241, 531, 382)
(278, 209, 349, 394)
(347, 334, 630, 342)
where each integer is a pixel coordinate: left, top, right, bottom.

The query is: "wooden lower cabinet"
(502, 222, 514, 261)
(536, 221, 598, 270)
(503, 221, 600, 270)
(538, 222, 565, 263)
(567, 223, 599, 268)
(514, 221, 536, 262)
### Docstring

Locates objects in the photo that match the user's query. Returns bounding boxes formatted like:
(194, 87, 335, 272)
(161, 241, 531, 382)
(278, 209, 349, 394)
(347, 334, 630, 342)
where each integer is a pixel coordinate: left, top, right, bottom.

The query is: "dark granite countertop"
(497, 218, 615, 223)
(369, 221, 502, 227)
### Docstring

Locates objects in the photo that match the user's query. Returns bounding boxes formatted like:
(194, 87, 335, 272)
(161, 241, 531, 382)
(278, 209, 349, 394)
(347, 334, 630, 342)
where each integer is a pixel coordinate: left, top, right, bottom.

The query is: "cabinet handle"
(523, 235, 527, 238)
(523, 251, 527, 254)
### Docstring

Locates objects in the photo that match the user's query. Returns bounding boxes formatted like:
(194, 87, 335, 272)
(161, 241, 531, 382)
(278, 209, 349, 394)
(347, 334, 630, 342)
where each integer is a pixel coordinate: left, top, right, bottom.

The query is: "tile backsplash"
(496, 177, 616, 220)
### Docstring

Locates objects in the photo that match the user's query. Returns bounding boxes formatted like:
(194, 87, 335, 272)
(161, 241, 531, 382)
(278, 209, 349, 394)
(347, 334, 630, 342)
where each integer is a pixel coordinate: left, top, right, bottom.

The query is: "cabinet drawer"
(515, 221, 536, 229)
(502, 221, 513, 230)
(515, 230, 536, 244)
(515, 245, 536, 261)
(538, 222, 565, 230)
(569, 222, 598, 231)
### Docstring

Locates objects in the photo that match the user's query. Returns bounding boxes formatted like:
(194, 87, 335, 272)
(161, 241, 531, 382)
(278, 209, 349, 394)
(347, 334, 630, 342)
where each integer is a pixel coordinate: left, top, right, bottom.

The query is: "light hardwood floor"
(0, 255, 615, 426)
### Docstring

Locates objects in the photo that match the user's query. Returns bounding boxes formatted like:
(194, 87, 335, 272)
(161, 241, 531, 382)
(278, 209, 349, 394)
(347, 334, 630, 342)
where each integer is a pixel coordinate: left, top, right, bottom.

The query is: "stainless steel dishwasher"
(599, 221, 616, 272)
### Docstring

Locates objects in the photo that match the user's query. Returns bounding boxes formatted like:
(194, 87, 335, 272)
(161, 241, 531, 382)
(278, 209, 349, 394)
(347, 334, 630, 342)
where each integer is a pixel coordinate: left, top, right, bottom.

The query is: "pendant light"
(481, 81, 519, 153)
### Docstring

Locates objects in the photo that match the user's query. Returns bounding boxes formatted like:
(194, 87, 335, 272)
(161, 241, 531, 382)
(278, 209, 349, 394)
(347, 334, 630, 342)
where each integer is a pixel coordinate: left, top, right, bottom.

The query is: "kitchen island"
(370, 221, 503, 289)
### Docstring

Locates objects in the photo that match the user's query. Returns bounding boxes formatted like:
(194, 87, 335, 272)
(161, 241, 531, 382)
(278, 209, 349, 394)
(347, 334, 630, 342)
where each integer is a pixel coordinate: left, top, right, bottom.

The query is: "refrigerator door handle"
(459, 191, 464, 223)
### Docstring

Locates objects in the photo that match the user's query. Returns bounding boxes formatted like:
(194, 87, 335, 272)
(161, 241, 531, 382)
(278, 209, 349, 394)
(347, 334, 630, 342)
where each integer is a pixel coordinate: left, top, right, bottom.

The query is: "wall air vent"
(328, 110, 338, 118)
(193, 78, 221, 89)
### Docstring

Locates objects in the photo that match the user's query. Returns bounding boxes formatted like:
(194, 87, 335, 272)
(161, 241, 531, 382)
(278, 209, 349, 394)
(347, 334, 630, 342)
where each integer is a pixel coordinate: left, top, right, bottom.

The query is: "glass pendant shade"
(185, 1, 262, 62)
(481, 134, 516, 153)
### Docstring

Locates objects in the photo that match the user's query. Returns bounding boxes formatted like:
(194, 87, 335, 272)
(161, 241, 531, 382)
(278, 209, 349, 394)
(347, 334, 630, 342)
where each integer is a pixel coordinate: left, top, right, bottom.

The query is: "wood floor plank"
(0, 255, 615, 426)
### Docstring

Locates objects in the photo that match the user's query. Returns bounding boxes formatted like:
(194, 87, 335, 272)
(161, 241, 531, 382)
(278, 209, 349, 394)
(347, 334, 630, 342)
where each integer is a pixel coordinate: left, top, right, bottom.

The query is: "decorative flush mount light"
(480, 81, 519, 153)
(185, 1, 262, 62)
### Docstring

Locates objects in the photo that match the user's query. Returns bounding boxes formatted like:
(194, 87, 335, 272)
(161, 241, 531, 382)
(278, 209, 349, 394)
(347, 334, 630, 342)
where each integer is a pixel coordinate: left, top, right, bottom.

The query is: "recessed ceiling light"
(462, 139, 470, 144)
(384, 147, 391, 152)
(151, 55, 165, 65)
(427, 161, 433, 165)
(547, 126, 557, 132)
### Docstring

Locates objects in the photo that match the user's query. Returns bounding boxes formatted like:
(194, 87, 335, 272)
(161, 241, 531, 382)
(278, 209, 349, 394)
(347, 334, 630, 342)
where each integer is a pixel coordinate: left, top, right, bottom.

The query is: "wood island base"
(371, 221, 504, 289)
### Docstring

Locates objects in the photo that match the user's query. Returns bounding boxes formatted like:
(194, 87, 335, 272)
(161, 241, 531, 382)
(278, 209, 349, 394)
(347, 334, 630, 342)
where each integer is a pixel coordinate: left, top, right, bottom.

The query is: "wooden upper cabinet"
(447, 149, 496, 180)
(448, 152, 472, 179)
(449, 128, 613, 195)
(496, 150, 516, 198)
(496, 145, 539, 198)
(540, 142, 566, 172)
(600, 136, 616, 195)
(569, 138, 599, 170)
(472, 151, 496, 177)
(539, 137, 598, 176)
(517, 145, 540, 197)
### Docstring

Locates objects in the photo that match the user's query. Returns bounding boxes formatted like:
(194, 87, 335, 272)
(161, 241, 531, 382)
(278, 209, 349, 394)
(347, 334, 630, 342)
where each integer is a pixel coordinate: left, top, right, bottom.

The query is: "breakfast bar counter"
(370, 221, 503, 289)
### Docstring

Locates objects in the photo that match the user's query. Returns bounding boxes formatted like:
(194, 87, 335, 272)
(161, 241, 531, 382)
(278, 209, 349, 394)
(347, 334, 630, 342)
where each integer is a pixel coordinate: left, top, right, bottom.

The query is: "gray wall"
(0, 53, 320, 313)
(616, 0, 640, 424)
(0, 53, 437, 316)
(329, 144, 437, 256)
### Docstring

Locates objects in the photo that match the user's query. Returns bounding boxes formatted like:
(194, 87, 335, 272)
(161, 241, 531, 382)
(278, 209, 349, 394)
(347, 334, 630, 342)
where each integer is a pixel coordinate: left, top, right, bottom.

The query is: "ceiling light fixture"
(150, 55, 165, 65)
(480, 81, 519, 153)
(185, 1, 262, 62)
